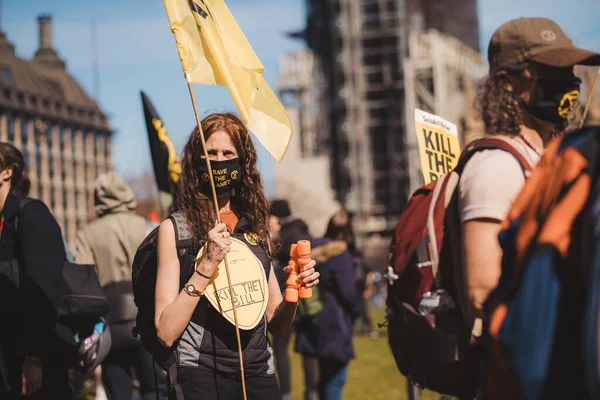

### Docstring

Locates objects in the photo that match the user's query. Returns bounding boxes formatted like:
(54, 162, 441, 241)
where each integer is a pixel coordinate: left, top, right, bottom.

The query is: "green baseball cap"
(488, 17, 600, 72)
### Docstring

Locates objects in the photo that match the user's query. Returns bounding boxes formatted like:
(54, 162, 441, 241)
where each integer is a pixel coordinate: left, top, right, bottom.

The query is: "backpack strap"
(456, 137, 533, 176)
(166, 361, 184, 400)
(160, 212, 194, 400)
(167, 211, 197, 287)
(168, 211, 194, 249)
(427, 175, 450, 280)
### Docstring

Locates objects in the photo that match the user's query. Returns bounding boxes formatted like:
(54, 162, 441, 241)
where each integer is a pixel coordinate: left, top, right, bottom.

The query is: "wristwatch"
(184, 283, 203, 297)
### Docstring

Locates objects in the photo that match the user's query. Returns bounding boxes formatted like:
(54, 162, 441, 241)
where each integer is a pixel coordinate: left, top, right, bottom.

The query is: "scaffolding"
(403, 27, 488, 195)
(276, 50, 341, 236)
(302, 0, 481, 266)
(277, 50, 325, 158)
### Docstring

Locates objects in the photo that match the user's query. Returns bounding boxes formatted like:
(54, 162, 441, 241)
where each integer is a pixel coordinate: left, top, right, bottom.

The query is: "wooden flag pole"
(185, 73, 248, 400)
(580, 66, 600, 129)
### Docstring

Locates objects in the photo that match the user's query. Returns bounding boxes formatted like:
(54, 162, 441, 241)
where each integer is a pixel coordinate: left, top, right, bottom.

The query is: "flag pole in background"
(161, 0, 294, 398)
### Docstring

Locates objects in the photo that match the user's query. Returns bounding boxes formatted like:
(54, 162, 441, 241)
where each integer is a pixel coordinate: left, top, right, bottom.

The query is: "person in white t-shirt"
(461, 17, 600, 317)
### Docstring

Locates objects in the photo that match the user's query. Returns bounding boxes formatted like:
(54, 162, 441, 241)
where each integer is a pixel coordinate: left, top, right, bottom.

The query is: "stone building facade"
(0, 15, 112, 246)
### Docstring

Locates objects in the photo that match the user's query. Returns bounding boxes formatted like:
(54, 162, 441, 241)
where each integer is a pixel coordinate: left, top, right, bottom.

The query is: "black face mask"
(523, 77, 581, 124)
(197, 158, 242, 197)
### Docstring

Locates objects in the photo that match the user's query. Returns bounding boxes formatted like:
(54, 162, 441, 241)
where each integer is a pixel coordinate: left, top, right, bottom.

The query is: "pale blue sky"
(3, 0, 600, 196)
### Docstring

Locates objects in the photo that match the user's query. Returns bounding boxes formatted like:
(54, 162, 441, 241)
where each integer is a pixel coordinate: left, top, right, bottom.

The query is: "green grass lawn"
(286, 306, 445, 400)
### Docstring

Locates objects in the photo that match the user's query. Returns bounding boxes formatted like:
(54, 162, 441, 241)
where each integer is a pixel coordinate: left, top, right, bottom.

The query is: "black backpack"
(0, 198, 110, 378)
(131, 212, 196, 373)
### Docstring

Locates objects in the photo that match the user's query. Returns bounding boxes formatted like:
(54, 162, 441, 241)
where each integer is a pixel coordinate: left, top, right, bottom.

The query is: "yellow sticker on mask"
(558, 89, 579, 118)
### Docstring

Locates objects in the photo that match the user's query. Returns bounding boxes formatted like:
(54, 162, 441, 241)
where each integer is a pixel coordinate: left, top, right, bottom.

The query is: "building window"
(374, 176, 390, 209)
(0, 67, 15, 87)
(36, 150, 42, 197)
(363, 54, 383, 65)
(60, 126, 71, 155)
(362, 38, 383, 48)
(367, 71, 384, 83)
(22, 145, 29, 166)
(6, 112, 14, 141)
(49, 152, 56, 181)
(45, 80, 64, 97)
(63, 187, 68, 215)
(363, 3, 379, 15)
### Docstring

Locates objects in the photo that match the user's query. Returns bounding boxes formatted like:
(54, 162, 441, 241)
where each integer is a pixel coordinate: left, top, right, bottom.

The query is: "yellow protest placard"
(414, 109, 461, 184)
(196, 238, 269, 330)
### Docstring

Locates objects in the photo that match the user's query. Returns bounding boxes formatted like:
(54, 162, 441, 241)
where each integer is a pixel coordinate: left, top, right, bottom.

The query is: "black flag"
(141, 91, 181, 194)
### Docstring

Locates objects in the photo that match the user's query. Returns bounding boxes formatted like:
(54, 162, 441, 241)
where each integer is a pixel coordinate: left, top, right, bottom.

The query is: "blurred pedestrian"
(75, 172, 167, 400)
(269, 199, 318, 400)
(295, 210, 362, 400)
(463, 16, 600, 324)
(0, 143, 72, 399)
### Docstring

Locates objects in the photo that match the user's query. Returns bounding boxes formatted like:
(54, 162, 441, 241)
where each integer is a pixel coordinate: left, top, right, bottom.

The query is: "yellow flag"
(162, 0, 292, 162)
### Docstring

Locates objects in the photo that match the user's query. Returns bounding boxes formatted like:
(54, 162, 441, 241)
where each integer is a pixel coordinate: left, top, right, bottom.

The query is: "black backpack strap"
(168, 211, 194, 249)
(166, 212, 197, 286)
(166, 361, 184, 400)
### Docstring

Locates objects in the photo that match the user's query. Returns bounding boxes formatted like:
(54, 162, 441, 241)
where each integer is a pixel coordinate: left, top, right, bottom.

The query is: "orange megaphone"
(296, 240, 312, 299)
(284, 241, 312, 302)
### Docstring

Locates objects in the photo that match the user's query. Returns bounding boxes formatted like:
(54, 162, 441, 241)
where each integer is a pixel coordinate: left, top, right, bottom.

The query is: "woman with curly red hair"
(154, 113, 320, 399)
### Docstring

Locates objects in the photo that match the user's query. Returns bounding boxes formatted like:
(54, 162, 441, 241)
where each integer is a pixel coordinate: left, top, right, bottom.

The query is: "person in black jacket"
(0, 143, 72, 399)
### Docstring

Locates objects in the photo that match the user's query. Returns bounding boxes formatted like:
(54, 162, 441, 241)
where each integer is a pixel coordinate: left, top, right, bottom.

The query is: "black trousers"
(272, 330, 292, 394)
(177, 367, 281, 400)
(272, 329, 317, 399)
(102, 344, 167, 400)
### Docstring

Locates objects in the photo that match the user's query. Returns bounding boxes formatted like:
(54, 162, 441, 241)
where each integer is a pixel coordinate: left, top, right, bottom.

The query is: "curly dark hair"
(476, 72, 523, 135)
(477, 68, 576, 136)
(172, 113, 273, 253)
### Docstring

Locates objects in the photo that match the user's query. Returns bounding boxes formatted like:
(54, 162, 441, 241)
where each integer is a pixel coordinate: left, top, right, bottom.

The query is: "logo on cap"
(541, 30, 557, 42)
